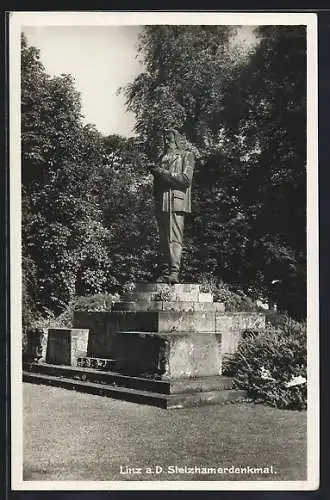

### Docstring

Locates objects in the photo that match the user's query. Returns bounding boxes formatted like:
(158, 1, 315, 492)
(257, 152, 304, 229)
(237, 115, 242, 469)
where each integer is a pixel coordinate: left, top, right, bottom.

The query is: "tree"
(221, 26, 307, 317)
(123, 25, 307, 318)
(97, 134, 159, 287)
(123, 26, 244, 156)
(21, 33, 111, 318)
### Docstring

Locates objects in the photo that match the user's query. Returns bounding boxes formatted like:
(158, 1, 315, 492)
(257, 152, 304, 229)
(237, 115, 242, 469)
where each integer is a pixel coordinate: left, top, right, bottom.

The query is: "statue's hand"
(150, 166, 163, 177)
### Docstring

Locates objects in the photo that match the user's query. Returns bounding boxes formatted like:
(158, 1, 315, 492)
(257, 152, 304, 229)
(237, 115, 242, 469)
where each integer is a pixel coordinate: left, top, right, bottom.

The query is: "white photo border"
(9, 10, 319, 492)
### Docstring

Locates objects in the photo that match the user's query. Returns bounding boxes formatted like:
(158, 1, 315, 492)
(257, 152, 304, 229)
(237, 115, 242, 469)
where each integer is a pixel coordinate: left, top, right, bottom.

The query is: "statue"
(149, 129, 195, 284)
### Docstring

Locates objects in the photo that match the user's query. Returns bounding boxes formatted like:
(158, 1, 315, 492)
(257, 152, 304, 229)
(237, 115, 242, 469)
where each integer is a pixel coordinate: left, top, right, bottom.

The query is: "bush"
(72, 293, 120, 312)
(198, 273, 218, 294)
(222, 317, 307, 410)
(214, 286, 260, 312)
(55, 293, 120, 326)
(24, 293, 120, 334)
(196, 275, 260, 312)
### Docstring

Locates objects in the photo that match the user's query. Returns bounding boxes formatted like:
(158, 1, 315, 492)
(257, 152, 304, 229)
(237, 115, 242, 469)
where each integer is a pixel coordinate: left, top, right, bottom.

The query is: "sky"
(23, 26, 143, 137)
(22, 25, 257, 138)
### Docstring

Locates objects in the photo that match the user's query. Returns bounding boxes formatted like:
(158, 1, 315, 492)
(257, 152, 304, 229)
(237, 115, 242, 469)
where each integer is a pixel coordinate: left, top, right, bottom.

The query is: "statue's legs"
(156, 210, 185, 283)
(156, 210, 171, 281)
(169, 212, 185, 277)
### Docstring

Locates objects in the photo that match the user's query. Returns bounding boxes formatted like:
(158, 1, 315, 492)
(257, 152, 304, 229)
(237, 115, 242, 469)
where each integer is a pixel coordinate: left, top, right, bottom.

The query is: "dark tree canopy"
(123, 25, 307, 318)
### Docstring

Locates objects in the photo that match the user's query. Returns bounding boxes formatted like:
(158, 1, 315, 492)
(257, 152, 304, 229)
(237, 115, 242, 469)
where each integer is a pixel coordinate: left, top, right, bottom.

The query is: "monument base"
(23, 361, 247, 409)
(102, 330, 223, 379)
(23, 283, 264, 409)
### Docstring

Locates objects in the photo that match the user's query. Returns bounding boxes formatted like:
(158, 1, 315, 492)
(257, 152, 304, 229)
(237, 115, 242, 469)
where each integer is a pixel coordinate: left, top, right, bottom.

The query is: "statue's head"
(163, 128, 183, 151)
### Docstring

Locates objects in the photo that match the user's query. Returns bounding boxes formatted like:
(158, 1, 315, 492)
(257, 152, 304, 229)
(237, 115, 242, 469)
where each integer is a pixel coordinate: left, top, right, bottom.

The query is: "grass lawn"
(23, 382, 307, 482)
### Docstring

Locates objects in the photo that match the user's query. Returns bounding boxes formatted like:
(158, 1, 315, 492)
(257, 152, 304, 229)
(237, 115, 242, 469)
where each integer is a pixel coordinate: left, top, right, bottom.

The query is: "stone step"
(23, 362, 169, 394)
(121, 283, 214, 303)
(122, 290, 202, 303)
(46, 328, 89, 366)
(23, 370, 247, 409)
(23, 371, 169, 408)
(23, 362, 235, 394)
(113, 301, 225, 313)
(135, 283, 201, 293)
(74, 310, 217, 334)
(74, 311, 265, 337)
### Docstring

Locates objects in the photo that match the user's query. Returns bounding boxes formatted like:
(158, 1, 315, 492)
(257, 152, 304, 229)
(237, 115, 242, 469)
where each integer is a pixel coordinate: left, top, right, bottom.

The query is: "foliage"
(214, 285, 260, 312)
(198, 273, 218, 294)
(97, 136, 159, 288)
(123, 25, 307, 319)
(197, 274, 259, 311)
(72, 293, 120, 312)
(221, 26, 307, 318)
(222, 317, 307, 410)
(21, 33, 112, 320)
(123, 25, 247, 157)
(27, 293, 121, 333)
(153, 285, 173, 301)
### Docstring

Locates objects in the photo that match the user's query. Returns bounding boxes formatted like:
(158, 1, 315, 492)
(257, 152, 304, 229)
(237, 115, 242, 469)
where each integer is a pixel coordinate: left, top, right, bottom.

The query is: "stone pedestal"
(24, 328, 48, 362)
(23, 283, 265, 409)
(73, 283, 225, 379)
(46, 328, 89, 366)
(73, 283, 265, 381)
(104, 331, 223, 378)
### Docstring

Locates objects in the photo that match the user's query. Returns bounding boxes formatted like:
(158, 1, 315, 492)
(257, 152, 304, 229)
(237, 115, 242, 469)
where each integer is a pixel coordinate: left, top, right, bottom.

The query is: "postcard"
(9, 10, 319, 492)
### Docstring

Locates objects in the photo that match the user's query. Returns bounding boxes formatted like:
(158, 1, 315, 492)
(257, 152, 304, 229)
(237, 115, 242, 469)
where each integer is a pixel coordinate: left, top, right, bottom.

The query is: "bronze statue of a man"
(150, 129, 195, 284)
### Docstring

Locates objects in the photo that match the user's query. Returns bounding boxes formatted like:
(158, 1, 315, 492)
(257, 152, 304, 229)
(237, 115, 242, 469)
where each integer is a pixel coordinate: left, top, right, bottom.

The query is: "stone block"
(121, 283, 201, 302)
(112, 300, 225, 313)
(165, 332, 222, 378)
(198, 292, 213, 302)
(161, 301, 194, 312)
(169, 375, 234, 394)
(112, 301, 164, 312)
(176, 291, 200, 302)
(193, 302, 225, 312)
(74, 310, 217, 335)
(23, 367, 247, 409)
(46, 328, 89, 366)
(215, 312, 266, 358)
(122, 290, 200, 303)
(110, 331, 222, 379)
(215, 312, 266, 334)
(25, 328, 48, 362)
(135, 283, 200, 294)
(215, 314, 234, 335)
(121, 291, 162, 302)
(158, 311, 216, 332)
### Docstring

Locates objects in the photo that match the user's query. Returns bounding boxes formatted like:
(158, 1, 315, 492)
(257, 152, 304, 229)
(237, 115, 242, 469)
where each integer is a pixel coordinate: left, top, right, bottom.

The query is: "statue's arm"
(152, 152, 195, 189)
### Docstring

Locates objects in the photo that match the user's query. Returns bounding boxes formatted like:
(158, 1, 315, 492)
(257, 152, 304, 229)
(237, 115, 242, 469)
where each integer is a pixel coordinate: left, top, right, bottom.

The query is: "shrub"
(24, 293, 120, 333)
(154, 285, 174, 301)
(214, 285, 260, 312)
(198, 273, 218, 294)
(222, 317, 307, 410)
(72, 293, 120, 312)
(52, 293, 120, 326)
(195, 275, 260, 312)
